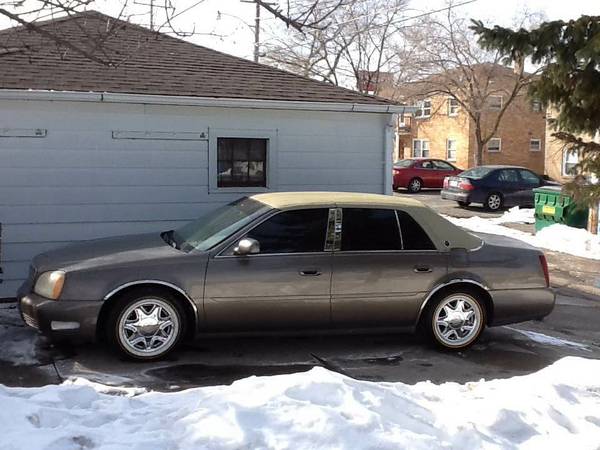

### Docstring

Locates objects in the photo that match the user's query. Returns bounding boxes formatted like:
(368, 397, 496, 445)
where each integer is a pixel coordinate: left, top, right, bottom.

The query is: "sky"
(1, 0, 598, 61)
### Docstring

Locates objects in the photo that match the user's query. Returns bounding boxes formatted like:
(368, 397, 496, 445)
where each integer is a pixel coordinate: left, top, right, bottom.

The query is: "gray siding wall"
(0, 99, 389, 297)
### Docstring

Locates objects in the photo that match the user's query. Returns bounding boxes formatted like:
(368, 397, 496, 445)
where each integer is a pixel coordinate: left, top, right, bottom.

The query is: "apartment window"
(448, 98, 459, 116)
(217, 138, 267, 187)
(488, 95, 503, 111)
(487, 138, 501, 152)
(446, 139, 457, 161)
(414, 99, 432, 118)
(530, 138, 541, 152)
(412, 139, 430, 157)
(562, 149, 579, 176)
(532, 99, 542, 112)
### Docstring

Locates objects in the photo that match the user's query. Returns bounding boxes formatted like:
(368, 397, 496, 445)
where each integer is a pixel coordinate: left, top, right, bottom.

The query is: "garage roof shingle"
(0, 11, 397, 106)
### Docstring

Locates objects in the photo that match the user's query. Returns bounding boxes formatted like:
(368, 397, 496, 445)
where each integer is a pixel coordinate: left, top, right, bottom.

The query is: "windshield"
(394, 159, 413, 168)
(171, 197, 268, 252)
(460, 167, 494, 179)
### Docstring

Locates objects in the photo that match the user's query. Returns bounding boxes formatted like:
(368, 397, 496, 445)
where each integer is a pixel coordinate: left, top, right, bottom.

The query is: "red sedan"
(393, 159, 462, 193)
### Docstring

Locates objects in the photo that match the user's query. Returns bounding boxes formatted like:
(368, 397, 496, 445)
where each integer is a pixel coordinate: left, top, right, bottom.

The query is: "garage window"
(217, 138, 267, 188)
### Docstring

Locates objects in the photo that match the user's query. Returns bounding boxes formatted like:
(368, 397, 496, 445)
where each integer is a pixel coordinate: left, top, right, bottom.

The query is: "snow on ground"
(446, 208, 600, 260)
(505, 326, 591, 351)
(0, 303, 41, 366)
(1, 357, 599, 450)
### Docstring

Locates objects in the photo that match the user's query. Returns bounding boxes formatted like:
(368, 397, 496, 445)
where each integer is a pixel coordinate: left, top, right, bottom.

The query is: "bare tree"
(263, 0, 410, 95)
(396, 5, 542, 166)
(0, 0, 350, 66)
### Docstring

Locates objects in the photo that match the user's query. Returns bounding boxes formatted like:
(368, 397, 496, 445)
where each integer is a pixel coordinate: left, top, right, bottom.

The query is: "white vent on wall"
(0, 128, 47, 137)
(112, 130, 208, 140)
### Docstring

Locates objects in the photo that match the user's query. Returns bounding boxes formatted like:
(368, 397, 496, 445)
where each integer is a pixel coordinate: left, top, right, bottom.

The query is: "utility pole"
(253, 0, 260, 63)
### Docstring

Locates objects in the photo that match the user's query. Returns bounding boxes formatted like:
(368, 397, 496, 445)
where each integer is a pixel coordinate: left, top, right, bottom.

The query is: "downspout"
(384, 113, 398, 195)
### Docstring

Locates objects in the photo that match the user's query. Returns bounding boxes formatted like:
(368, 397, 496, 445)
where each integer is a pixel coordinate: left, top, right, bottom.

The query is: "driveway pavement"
(1, 189, 599, 391)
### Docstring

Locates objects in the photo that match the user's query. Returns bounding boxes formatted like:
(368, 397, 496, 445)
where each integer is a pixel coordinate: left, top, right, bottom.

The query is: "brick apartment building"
(377, 65, 547, 174)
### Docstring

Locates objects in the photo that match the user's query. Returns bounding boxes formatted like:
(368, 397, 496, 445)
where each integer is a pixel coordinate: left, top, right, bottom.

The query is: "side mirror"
(233, 238, 260, 256)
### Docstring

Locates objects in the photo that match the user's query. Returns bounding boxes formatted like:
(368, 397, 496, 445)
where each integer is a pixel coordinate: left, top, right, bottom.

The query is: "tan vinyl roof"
(252, 192, 423, 209)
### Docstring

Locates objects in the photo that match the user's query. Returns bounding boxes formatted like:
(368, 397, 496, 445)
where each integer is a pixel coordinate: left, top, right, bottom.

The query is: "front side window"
(519, 169, 541, 185)
(487, 138, 501, 152)
(434, 160, 454, 170)
(562, 149, 579, 176)
(341, 208, 401, 251)
(446, 139, 457, 161)
(448, 98, 459, 116)
(530, 139, 541, 152)
(413, 139, 430, 157)
(396, 210, 435, 250)
(217, 138, 267, 188)
(246, 209, 329, 254)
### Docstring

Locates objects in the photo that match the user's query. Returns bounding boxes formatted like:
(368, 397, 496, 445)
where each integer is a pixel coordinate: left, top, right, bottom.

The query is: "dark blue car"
(441, 165, 558, 211)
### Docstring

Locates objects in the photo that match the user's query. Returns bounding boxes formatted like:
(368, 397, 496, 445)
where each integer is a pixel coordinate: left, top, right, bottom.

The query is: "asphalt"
(1, 190, 599, 391)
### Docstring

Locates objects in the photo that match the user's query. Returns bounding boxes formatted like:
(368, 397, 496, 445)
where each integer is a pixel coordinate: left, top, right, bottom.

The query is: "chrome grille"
(22, 312, 39, 330)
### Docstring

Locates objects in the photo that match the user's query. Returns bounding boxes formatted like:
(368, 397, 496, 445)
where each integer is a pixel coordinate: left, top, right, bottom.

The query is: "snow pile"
(492, 207, 535, 225)
(447, 215, 600, 260)
(1, 357, 600, 449)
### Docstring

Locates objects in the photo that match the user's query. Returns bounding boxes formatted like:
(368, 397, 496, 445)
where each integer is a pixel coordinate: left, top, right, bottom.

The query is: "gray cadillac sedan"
(18, 192, 555, 360)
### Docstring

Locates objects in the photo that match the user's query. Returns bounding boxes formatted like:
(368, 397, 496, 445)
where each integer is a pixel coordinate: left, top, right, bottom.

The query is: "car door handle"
(414, 265, 432, 273)
(299, 269, 322, 276)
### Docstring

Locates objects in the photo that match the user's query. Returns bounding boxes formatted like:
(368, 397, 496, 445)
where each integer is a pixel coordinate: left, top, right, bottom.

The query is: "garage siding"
(0, 99, 388, 297)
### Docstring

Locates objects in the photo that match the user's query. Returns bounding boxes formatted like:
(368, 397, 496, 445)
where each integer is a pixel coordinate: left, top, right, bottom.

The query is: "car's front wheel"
(423, 290, 486, 350)
(107, 290, 185, 360)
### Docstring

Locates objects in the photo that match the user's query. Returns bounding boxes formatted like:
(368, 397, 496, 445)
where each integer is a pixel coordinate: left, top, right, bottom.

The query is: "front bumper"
(441, 189, 470, 202)
(488, 287, 556, 326)
(18, 292, 103, 343)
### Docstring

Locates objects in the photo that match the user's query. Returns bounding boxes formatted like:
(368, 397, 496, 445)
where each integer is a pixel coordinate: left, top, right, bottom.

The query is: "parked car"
(441, 165, 559, 211)
(18, 192, 554, 360)
(393, 158, 462, 193)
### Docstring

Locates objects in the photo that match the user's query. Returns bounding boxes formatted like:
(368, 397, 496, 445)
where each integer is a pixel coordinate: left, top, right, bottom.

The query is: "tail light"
(458, 178, 474, 191)
(443, 177, 449, 188)
(539, 254, 550, 287)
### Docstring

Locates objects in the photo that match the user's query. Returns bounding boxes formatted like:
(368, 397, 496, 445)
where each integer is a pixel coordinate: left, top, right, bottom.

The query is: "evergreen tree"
(471, 16, 600, 204)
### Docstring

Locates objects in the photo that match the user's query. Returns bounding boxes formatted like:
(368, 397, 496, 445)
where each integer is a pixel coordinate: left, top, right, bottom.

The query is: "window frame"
(562, 148, 579, 177)
(447, 98, 459, 117)
(488, 95, 503, 111)
(487, 138, 502, 152)
(209, 128, 277, 194)
(529, 138, 541, 152)
(414, 99, 432, 118)
(532, 99, 542, 112)
(446, 139, 457, 161)
(412, 139, 430, 158)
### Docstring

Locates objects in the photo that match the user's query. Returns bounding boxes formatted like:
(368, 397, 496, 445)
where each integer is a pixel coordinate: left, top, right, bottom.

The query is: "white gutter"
(0, 89, 417, 114)
(384, 113, 397, 195)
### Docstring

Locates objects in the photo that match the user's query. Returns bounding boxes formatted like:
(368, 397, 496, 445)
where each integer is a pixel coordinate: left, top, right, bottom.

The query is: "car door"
(490, 169, 521, 206)
(419, 160, 437, 187)
(203, 208, 333, 331)
(517, 169, 542, 206)
(331, 208, 447, 328)
(432, 160, 457, 188)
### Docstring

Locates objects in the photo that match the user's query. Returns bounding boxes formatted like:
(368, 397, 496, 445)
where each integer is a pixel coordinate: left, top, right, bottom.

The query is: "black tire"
(485, 192, 503, 211)
(422, 288, 486, 351)
(407, 178, 423, 193)
(106, 288, 186, 361)
(457, 201, 470, 208)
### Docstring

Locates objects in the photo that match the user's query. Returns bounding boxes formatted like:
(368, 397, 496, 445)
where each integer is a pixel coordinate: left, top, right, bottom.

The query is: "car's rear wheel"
(457, 200, 470, 208)
(408, 178, 422, 193)
(485, 192, 503, 211)
(424, 291, 486, 350)
(107, 291, 185, 360)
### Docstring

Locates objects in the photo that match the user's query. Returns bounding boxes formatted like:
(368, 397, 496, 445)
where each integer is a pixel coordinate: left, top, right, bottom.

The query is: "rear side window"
(247, 208, 329, 254)
(341, 208, 402, 251)
(396, 210, 436, 250)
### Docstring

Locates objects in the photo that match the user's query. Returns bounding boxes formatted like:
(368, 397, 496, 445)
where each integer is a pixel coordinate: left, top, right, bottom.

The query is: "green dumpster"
(534, 186, 589, 232)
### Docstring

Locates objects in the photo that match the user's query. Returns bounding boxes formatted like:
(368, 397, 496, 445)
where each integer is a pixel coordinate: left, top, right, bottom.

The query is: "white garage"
(0, 12, 407, 298)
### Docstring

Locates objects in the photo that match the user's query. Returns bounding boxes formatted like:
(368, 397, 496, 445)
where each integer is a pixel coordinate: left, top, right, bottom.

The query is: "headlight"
(34, 271, 65, 300)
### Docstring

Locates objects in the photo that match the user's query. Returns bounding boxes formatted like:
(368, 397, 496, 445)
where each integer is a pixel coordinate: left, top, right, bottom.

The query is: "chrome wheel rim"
(433, 294, 482, 347)
(488, 194, 501, 210)
(410, 179, 421, 191)
(118, 299, 179, 357)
